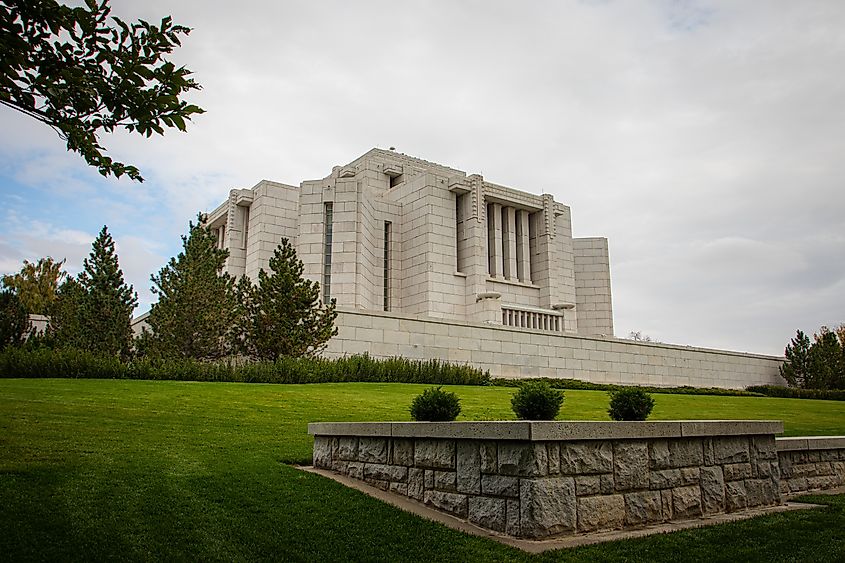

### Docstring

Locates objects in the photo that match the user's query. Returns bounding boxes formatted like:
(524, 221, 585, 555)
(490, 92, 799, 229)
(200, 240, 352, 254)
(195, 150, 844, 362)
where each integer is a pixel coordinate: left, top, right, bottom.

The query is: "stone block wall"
(777, 437, 845, 495)
(310, 421, 784, 539)
(327, 308, 784, 389)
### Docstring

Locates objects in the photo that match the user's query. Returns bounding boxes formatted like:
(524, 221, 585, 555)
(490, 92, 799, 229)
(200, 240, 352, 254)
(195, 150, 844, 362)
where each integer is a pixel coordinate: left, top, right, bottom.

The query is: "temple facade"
(205, 148, 613, 337)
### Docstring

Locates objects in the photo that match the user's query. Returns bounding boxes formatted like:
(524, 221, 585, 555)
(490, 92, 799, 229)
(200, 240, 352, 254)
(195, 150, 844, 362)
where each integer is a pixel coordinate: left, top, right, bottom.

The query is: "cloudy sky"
(2, 0, 843, 356)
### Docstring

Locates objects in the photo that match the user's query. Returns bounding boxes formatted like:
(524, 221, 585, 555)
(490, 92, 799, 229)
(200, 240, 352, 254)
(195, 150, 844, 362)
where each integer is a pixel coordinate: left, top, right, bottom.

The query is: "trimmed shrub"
(746, 385, 845, 401)
(608, 387, 655, 421)
(491, 377, 760, 397)
(409, 386, 461, 421)
(0, 348, 490, 386)
(510, 381, 564, 420)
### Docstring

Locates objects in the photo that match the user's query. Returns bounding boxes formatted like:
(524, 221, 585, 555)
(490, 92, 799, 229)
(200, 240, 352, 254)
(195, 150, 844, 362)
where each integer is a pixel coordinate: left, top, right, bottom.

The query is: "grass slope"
(1, 379, 844, 562)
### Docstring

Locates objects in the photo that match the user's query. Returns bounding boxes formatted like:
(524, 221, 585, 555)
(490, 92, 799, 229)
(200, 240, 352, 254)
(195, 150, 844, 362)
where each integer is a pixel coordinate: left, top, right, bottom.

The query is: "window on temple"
(323, 203, 333, 304)
(383, 221, 391, 311)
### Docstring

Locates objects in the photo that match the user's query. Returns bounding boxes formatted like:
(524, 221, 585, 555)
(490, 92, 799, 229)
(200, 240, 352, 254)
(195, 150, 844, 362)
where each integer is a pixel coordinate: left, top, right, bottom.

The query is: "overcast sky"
(1, 0, 843, 356)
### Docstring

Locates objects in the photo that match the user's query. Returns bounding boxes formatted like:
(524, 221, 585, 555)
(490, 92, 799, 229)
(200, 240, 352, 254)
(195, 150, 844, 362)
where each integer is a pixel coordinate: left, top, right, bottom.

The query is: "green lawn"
(1, 379, 844, 562)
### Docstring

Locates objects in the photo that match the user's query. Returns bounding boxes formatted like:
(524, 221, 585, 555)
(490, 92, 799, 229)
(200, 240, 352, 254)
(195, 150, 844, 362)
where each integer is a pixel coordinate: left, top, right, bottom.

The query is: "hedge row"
(0, 347, 490, 386)
(490, 377, 763, 397)
(745, 385, 845, 401)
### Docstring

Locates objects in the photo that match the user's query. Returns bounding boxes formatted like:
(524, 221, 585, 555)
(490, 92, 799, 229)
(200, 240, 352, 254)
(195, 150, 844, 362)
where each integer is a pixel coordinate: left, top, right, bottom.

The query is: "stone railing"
(309, 421, 787, 539)
(501, 306, 563, 332)
(777, 436, 845, 495)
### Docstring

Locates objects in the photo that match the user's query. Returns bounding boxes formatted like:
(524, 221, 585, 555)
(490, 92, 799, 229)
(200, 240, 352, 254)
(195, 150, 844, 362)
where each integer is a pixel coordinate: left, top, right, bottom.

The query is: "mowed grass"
(1, 379, 844, 562)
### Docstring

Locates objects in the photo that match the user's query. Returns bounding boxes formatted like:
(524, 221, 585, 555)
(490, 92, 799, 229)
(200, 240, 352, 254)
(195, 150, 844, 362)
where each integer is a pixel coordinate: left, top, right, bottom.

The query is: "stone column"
(488, 203, 504, 278)
(517, 210, 531, 283)
(503, 206, 517, 280)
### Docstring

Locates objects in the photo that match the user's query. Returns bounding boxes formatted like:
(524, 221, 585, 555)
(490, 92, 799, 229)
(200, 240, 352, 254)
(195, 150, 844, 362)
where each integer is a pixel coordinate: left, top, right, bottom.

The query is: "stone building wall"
(327, 308, 783, 389)
(309, 421, 784, 539)
(202, 148, 613, 336)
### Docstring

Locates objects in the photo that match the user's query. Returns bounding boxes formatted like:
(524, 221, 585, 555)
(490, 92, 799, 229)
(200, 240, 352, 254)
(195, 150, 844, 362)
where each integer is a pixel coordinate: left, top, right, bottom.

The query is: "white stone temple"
(205, 148, 613, 337)
(195, 148, 782, 388)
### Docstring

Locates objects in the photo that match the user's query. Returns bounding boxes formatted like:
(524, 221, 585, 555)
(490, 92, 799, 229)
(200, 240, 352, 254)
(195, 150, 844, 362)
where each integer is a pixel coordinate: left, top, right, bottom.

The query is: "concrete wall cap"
(309, 420, 786, 441)
(777, 436, 845, 451)
(680, 420, 784, 437)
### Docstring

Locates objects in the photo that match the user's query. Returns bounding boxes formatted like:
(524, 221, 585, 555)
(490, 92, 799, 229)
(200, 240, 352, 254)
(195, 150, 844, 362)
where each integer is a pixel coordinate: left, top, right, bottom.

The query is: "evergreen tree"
(809, 327, 845, 390)
(780, 326, 845, 390)
(143, 216, 236, 359)
(0, 289, 29, 349)
(235, 238, 337, 360)
(780, 330, 812, 388)
(77, 226, 137, 357)
(47, 278, 86, 349)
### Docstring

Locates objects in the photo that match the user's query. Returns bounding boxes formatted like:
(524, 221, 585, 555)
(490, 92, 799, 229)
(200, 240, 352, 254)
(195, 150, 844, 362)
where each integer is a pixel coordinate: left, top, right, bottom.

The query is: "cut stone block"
(714, 437, 750, 464)
(624, 490, 662, 525)
(457, 440, 481, 494)
(364, 463, 407, 483)
(424, 490, 468, 518)
(519, 477, 577, 538)
(313, 436, 332, 468)
(469, 496, 507, 532)
(560, 441, 613, 475)
(336, 437, 358, 461)
(415, 439, 455, 469)
(433, 470, 456, 492)
(391, 439, 414, 466)
(408, 467, 424, 500)
(578, 494, 625, 532)
(649, 440, 670, 470)
(672, 485, 702, 519)
(481, 474, 519, 497)
(613, 441, 649, 491)
(700, 466, 725, 514)
(358, 438, 388, 464)
(669, 439, 703, 468)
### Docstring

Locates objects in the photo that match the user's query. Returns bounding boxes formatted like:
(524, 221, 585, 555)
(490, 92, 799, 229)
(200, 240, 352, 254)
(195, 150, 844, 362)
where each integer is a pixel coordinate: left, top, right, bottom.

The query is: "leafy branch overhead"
(0, 0, 204, 181)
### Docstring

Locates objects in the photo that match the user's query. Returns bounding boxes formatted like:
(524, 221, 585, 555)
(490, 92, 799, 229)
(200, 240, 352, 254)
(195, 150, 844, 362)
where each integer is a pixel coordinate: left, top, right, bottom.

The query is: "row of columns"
(487, 203, 532, 283)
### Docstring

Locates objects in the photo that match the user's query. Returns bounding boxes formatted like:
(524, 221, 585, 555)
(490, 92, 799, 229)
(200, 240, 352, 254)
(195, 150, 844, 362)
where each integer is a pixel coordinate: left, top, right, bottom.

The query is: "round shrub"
(410, 386, 461, 421)
(607, 387, 655, 421)
(510, 381, 564, 420)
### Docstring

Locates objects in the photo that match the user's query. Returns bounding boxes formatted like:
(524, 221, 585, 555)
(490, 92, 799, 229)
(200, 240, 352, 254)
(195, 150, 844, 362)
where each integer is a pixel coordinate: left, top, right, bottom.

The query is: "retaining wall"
(777, 436, 845, 495)
(326, 309, 783, 389)
(309, 421, 785, 539)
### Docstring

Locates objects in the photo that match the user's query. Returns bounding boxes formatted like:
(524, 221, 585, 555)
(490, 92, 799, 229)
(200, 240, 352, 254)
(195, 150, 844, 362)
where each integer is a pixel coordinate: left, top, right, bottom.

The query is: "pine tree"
(0, 289, 29, 349)
(809, 327, 845, 390)
(143, 216, 236, 360)
(235, 238, 337, 360)
(47, 277, 86, 349)
(77, 226, 137, 357)
(780, 330, 812, 388)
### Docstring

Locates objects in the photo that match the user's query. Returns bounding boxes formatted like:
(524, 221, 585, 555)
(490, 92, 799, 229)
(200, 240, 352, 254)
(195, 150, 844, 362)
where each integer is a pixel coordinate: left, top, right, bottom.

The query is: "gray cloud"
(2, 0, 843, 355)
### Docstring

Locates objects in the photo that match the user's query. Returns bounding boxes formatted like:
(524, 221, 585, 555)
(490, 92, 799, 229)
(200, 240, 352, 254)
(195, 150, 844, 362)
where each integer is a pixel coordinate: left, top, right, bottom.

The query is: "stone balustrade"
(501, 307, 563, 332)
(309, 421, 793, 539)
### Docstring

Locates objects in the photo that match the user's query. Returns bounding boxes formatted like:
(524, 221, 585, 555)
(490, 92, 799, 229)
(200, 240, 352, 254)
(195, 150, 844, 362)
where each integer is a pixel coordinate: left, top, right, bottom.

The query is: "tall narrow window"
(241, 206, 250, 249)
(455, 193, 466, 273)
(323, 203, 333, 304)
(486, 202, 495, 275)
(383, 221, 391, 311)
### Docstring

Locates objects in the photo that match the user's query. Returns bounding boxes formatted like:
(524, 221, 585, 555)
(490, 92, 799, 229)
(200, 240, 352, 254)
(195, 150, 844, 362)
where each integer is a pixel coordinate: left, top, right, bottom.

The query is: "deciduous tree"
(1, 257, 66, 314)
(1, 0, 203, 181)
(235, 238, 337, 360)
